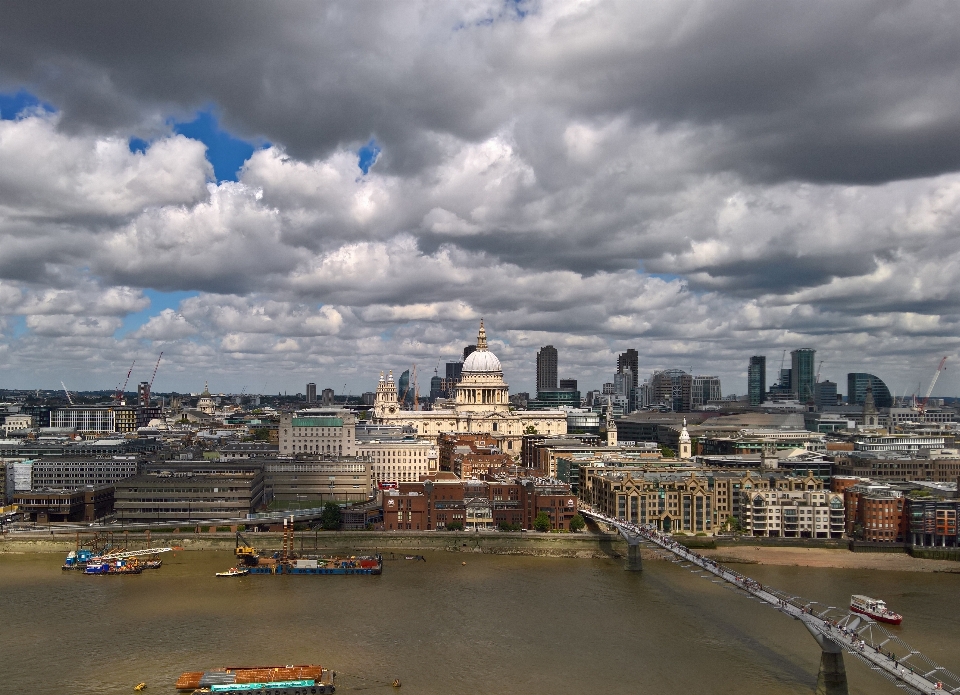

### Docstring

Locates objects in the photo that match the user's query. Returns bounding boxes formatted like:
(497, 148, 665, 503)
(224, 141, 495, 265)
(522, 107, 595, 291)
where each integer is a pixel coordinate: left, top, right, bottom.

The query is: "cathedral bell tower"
(374, 370, 399, 418)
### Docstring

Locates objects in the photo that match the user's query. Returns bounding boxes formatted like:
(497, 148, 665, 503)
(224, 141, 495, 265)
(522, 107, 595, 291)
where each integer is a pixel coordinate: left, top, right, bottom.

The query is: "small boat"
(215, 567, 249, 578)
(134, 683, 146, 691)
(850, 594, 902, 625)
(142, 559, 163, 570)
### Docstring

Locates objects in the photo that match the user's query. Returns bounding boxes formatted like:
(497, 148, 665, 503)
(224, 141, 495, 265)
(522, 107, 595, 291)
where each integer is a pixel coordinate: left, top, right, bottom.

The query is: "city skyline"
(1, 3, 959, 397)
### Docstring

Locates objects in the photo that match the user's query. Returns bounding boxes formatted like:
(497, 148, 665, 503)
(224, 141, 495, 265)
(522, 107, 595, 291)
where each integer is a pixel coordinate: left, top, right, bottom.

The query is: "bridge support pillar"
(815, 650, 848, 695)
(624, 542, 642, 571)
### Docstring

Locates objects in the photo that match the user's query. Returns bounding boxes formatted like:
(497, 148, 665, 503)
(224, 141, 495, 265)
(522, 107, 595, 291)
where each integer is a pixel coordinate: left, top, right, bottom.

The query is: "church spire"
(476, 318, 488, 351)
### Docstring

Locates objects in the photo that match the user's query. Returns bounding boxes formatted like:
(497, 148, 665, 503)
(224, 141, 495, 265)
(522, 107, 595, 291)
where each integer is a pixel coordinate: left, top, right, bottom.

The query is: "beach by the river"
(700, 545, 960, 573)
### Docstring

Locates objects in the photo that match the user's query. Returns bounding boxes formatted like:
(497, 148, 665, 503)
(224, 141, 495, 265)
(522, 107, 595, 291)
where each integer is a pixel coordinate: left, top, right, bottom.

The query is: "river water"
(0, 550, 957, 695)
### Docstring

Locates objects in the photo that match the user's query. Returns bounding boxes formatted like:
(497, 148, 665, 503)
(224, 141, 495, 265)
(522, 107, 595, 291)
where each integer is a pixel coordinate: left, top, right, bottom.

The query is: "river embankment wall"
(0, 531, 630, 558)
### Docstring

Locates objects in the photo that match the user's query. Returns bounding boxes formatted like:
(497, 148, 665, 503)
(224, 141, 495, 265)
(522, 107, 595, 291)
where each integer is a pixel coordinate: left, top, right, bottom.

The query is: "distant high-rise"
(559, 378, 578, 391)
(814, 380, 838, 410)
(747, 356, 766, 406)
(445, 361, 463, 385)
(306, 382, 317, 403)
(321, 388, 335, 406)
(847, 373, 892, 408)
(650, 369, 692, 412)
(692, 376, 721, 409)
(430, 375, 444, 400)
(536, 345, 558, 392)
(463, 344, 477, 361)
(617, 349, 639, 390)
(137, 381, 151, 407)
(790, 348, 816, 403)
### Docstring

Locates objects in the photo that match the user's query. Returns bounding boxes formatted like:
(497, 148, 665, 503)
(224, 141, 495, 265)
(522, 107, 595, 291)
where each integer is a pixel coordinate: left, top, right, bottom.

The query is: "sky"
(0, 0, 959, 399)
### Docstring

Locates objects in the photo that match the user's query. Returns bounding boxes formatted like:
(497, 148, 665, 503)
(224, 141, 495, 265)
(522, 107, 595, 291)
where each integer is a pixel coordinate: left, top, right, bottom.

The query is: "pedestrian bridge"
(581, 508, 959, 695)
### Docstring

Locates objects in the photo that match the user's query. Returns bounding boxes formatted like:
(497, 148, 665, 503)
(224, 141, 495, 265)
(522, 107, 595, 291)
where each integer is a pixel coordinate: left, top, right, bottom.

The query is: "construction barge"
(176, 665, 335, 694)
(63, 532, 171, 574)
(228, 520, 382, 576)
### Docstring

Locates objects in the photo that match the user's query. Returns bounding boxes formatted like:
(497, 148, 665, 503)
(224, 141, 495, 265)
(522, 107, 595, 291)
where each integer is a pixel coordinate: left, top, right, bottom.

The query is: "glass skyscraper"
(791, 348, 816, 403)
(748, 356, 766, 406)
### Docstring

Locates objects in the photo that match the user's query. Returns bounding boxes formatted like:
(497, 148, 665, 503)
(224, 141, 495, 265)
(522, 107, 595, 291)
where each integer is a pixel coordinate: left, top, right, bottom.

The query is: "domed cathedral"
(455, 320, 510, 414)
(371, 320, 567, 457)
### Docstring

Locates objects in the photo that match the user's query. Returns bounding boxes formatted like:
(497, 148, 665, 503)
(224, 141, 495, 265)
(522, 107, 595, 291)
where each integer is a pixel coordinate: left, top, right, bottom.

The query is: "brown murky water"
(0, 550, 957, 694)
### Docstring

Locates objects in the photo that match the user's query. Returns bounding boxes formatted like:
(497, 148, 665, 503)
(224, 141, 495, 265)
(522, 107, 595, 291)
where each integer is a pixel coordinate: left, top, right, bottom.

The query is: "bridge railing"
(580, 508, 960, 695)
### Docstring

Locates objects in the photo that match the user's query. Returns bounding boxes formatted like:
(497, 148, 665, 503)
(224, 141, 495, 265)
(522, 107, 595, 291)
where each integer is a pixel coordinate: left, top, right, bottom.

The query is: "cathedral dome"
(461, 319, 502, 373)
(463, 349, 502, 373)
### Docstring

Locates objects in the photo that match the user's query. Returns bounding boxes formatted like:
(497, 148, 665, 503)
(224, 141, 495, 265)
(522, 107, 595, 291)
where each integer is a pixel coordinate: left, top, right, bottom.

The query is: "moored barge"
(176, 665, 335, 694)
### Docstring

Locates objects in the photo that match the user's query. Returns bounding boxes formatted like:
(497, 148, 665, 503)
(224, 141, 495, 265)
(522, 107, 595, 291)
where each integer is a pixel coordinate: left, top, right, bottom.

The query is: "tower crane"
(115, 360, 136, 404)
(61, 381, 74, 405)
(149, 352, 163, 390)
(815, 360, 824, 384)
(412, 365, 419, 411)
(918, 356, 948, 413)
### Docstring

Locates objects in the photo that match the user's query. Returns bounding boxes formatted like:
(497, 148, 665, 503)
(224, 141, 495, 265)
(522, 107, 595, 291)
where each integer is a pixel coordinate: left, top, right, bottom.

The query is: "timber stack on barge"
(228, 519, 382, 576)
(176, 665, 335, 694)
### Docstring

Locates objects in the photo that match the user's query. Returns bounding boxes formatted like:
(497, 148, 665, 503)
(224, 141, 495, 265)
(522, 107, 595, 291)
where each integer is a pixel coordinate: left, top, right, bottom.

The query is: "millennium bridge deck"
(582, 509, 959, 695)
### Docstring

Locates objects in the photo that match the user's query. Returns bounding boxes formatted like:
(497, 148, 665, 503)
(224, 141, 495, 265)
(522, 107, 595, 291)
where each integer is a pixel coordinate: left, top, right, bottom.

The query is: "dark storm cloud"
(3, 1, 960, 184)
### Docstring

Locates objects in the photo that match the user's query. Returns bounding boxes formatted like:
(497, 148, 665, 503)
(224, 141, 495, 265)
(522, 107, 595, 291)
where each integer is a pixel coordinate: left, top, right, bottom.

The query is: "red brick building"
(844, 482, 907, 541)
(382, 473, 577, 531)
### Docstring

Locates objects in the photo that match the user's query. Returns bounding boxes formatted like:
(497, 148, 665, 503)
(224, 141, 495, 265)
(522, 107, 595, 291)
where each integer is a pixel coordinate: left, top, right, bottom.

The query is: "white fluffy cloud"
(0, 3, 959, 396)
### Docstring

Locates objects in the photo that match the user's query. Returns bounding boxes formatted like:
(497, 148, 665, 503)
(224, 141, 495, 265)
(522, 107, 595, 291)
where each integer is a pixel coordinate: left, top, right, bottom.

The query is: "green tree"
(320, 502, 341, 530)
(534, 511, 551, 532)
(569, 513, 585, 533)
(447, 521, 464, 531)
(524, 425, 538, 435)
(660, 446, 675, 457)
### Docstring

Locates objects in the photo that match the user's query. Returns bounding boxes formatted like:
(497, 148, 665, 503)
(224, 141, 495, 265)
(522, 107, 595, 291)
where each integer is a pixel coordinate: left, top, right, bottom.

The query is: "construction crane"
(61, 381, 74, 405)
(918, 356, 948, 413)
(149, 352, 163, 390)
(412, 365, 419, 411)
(815, 360, 824, 383)
(114, 360, 136, 404)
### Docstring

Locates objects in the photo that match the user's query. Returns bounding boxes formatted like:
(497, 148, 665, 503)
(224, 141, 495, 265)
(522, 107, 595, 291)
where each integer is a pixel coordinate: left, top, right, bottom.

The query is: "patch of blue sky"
(453, 0, 532, 30)
(128, 107, 265, 182)
(9, 316, 27, 338)
(358, 138, 381, 174)
(117, 289, 199, 337)
(128, 136, 150, 155)
(0, 89, 55, 120)
(636, 263, 683, 283)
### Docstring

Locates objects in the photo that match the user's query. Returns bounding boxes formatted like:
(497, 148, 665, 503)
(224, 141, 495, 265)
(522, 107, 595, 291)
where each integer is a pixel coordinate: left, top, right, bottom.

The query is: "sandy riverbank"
(700, 545, 960, 573)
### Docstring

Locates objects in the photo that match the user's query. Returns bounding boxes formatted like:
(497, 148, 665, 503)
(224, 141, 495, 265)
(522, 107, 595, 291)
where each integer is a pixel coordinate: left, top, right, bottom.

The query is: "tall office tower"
(430, 374, 444, 400)
(617, 349, 639, 390)
(445, 361, 463, 385)
(691, 376, 721, 409)
(790, 348, 816, 403)
(814, 380, 838, 410)
(463, 344, 477, 361)
(747, 356, 766, 406)
(321, 388, 335, 406)
(559, 378, 578, 391)
(306, 382, 317, 403)
(536, 345, 558, 392)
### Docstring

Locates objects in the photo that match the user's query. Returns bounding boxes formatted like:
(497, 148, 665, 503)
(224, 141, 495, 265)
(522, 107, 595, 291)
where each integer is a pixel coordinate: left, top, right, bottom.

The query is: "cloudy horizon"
(1, 0, 958, 399)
